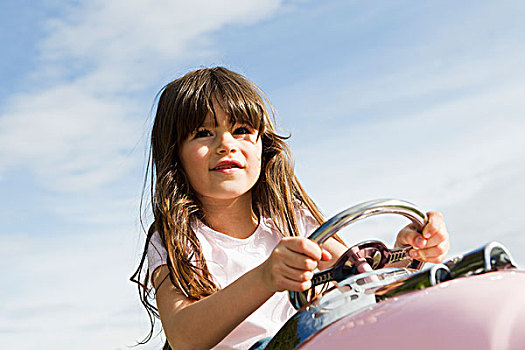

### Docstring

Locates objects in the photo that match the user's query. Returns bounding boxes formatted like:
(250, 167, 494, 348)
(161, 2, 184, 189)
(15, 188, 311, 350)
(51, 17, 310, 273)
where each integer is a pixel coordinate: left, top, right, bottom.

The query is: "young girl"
(131, 67, 449, 349)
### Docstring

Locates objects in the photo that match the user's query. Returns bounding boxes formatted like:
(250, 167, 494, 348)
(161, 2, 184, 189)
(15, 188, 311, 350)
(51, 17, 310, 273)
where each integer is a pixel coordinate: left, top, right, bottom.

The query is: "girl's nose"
(216, 132, 238, 154)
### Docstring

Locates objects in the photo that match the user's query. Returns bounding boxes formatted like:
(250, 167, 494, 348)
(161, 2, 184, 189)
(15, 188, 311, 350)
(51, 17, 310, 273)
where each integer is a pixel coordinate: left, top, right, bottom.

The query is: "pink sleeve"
(147, 230, 168, 276)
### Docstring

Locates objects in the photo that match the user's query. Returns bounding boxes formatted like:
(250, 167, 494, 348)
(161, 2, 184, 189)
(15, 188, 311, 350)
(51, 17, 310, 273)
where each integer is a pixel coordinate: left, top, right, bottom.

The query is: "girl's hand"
(260, 237, 331, 293)
(394, 211, 449, 263)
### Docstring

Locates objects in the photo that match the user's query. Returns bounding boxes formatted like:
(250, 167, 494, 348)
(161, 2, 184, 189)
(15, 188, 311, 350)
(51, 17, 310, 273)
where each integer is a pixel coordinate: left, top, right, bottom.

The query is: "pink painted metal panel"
(299, 270, 525, 350)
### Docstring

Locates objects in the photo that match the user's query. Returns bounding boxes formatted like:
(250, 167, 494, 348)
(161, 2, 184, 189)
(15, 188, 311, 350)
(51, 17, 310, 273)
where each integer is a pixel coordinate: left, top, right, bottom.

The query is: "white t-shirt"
(147, 210, 319, 349)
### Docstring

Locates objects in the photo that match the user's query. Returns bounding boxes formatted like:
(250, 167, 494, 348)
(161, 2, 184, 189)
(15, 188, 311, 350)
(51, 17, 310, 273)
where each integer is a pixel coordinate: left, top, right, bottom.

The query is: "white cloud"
(0, 84, 141, 192)
(0, 227, 159, 349)
(37, 0, 281, 90)
(41, 0, 279, 61)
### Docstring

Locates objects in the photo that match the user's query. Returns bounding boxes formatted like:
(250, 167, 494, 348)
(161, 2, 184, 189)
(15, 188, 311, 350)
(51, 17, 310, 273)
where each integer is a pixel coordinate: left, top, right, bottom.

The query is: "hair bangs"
(172, 70, 267, 145)
(173, 84, 215, 147)
(213, 84, 266, 136)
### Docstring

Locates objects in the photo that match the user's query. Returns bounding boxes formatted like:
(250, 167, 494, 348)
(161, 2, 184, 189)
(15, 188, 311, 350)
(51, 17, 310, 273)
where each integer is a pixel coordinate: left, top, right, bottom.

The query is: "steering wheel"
(289, 199, 428, 310)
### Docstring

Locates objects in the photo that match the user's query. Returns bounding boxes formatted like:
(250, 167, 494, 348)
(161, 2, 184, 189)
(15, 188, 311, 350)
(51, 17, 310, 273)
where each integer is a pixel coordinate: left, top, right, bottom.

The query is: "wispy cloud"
(0, 226, 157, 348)
(0, 85, 139, 191)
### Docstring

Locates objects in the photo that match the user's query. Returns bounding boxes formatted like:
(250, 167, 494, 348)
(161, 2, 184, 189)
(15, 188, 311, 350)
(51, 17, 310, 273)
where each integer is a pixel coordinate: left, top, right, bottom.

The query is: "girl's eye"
(194, 129, 212, 138)
(233, 126, 253, 135)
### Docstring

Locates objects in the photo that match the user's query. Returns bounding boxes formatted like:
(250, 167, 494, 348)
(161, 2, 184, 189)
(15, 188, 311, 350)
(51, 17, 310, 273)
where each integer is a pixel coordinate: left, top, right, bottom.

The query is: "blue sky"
(1, 1, 525, 348)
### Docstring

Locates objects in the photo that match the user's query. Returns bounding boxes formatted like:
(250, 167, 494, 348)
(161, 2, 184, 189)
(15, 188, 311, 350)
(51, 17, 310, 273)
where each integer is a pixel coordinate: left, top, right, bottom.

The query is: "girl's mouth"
(211, 160, 243, 172)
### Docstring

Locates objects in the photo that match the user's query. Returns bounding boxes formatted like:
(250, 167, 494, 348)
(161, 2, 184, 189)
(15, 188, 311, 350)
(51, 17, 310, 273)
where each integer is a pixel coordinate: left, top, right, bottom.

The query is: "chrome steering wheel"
(289, 199, 428, 310)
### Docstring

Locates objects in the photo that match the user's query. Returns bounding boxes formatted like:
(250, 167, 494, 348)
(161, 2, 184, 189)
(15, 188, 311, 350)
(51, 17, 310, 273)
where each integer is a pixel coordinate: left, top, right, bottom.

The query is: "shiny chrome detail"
(271, 240, 519, 350)
(445, 241, 516, 278)
(375, 264, 451, 300)
(289, 199, 428, 310)
(267, 268, 412, 350)
(307, 199, 427, 244)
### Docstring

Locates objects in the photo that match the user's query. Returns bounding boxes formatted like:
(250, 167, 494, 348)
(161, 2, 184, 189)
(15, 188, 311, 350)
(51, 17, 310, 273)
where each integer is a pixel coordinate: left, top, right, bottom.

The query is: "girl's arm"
(154, 237, 329, 349)
(154, 264, 272, 349)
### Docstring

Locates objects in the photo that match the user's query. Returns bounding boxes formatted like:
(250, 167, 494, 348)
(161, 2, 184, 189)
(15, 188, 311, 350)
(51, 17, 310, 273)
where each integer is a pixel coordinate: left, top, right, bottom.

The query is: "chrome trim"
(270, 241, 518, 350)
(445, 241, 516, 278)
(267, 268, 412, 350)
(307, 199, 427, 244)
(289, 199, 428, 309)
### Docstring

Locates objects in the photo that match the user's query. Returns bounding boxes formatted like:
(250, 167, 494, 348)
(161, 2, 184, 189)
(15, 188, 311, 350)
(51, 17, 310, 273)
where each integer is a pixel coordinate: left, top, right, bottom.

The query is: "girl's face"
(179, 105, 263, 204)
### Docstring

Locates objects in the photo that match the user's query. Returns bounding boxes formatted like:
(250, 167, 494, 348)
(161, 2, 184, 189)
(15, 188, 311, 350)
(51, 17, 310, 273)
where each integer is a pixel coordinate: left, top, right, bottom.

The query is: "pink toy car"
(265, 199, 525, 350)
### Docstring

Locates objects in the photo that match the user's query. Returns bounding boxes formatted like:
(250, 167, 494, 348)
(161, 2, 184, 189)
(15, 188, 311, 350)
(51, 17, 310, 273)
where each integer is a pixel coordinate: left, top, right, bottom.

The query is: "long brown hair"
(130, 67, 325, 346)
